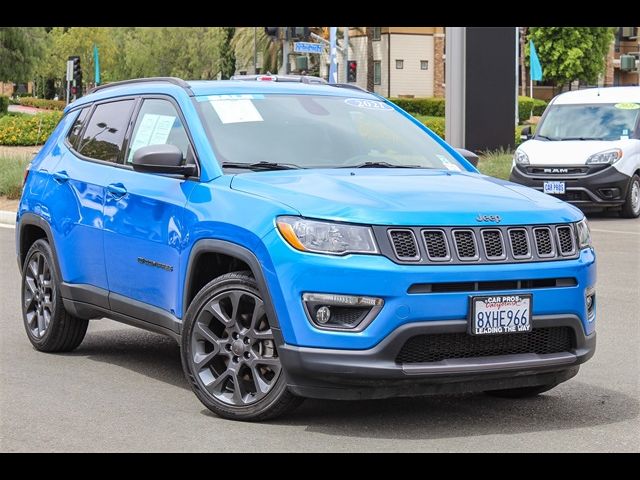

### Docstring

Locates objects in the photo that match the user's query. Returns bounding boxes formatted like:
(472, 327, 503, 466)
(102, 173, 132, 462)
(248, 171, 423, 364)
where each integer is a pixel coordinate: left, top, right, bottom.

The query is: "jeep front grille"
(375, 224, 579, 265)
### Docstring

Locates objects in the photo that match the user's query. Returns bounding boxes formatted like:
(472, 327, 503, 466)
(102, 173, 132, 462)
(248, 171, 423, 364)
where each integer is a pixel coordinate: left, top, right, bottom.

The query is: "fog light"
(302, 293, 384, 331)
(585, 286, 596, 322)
(316, 306, 331, 324)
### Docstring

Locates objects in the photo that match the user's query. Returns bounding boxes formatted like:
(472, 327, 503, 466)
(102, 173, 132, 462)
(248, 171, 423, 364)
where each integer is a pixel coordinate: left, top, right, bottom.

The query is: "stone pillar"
(434, 32, 445, 98)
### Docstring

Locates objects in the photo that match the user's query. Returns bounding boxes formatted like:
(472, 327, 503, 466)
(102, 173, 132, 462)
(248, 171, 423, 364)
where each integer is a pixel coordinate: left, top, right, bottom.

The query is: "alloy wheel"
(189, 289, 281, 406)
(631, 179, 640, 215)
(23, 252, 54, 338)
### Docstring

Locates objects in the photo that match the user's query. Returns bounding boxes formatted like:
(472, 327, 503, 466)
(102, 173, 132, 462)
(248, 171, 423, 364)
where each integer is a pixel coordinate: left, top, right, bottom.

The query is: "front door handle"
(52, 171, 69, 183)
(106, 183, 127, 198)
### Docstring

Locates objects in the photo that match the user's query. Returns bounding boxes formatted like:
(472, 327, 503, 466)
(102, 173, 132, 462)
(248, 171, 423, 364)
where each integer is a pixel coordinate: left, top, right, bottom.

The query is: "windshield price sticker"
(345, 98, 394, 111)
(614, 103, 640, 110)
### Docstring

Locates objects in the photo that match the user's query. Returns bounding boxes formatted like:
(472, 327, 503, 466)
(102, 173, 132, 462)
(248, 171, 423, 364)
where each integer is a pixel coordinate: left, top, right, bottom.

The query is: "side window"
(66, 107, 90, 148)
(126, 99, 191, 164)
(76, 100, 135, 163)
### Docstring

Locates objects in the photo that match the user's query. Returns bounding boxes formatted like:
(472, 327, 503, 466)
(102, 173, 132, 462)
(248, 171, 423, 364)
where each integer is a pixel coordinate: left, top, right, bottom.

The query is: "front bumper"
(510, 164, 631, 208)
(279, 315, 595, 400)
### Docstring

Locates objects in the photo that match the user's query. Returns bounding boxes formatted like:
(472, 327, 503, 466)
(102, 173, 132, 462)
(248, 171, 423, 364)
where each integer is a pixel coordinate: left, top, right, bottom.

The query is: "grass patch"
(0, 154, 31, 199)
(477, 148, 513, 180)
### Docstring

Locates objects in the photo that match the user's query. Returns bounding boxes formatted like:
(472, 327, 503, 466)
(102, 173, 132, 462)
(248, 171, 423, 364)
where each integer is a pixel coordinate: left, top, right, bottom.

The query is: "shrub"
(421, 116, 445, 138)
(17, 97, 66, 111)
(518, 96, 534, 124)
(389, 97, 446, 117)
(0, 95, 8, 116)
(0, 112, 63, 146)
(532, 98, 548, 116)
(0, 154, 31, 199)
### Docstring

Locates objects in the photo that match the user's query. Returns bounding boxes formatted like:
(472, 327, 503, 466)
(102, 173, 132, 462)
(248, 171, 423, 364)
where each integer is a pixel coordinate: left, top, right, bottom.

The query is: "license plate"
(470, 295, 532, 335)
(543, 181, 565, 194)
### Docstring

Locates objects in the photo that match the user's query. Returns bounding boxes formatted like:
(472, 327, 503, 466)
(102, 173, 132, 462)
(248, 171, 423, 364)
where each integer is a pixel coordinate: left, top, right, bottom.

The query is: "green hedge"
(389, 97, 445, 117)
(0, 112, 63, 146)
(17, 97, 66, 111)
(532, 98, 547, 116)
(413, 115, 445, 138)
(518, 96, 534, 124)
(0, 95, 8, 116)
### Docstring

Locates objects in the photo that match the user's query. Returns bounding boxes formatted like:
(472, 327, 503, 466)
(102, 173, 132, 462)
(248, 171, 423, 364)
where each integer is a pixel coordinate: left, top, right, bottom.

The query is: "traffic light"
(290, 27, 310, 40)
(347, 61, 357, 82)
(69, 55, 83, 98)
(264, 27, 279, 40)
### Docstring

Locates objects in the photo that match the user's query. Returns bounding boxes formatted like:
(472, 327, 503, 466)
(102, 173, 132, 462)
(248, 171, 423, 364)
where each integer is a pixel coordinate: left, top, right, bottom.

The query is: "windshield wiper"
(221, 161, 301, 171)
(340, 161, 423, 169)
(535, 134, 559, 141)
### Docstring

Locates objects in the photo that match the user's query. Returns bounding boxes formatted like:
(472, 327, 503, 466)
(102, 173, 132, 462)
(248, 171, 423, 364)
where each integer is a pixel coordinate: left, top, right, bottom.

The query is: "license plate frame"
(543, 181, 566, 194)
(469, 294, 533, 335)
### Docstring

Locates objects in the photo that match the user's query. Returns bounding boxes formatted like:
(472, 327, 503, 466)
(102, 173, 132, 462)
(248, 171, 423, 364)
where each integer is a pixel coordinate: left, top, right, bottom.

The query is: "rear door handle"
(106, 183, 127, 198)
(52, 171, 69, 183)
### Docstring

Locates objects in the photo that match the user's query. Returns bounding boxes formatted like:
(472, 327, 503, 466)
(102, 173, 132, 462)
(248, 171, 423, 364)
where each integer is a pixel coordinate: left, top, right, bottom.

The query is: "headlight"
(276, 216, 379, 255)
(513, 149, 529, 166)
(575, 218, 592, 249)
(586, 148, 622, 165)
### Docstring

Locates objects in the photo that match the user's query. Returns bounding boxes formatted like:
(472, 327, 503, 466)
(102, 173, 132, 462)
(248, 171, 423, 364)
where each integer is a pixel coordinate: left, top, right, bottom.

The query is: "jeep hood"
(230, 169, 582, 226)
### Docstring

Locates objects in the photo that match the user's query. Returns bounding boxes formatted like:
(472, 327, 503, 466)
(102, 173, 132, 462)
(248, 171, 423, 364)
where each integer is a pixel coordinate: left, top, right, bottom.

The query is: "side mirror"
(455, 148, 479, 167)
(520, 125, 532, 141)
(132, 144, 196, 177)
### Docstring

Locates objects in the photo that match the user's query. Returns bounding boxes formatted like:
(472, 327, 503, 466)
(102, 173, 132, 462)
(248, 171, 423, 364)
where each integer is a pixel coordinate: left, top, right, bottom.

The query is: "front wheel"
(620, 174, 640, 218)
(181, 271, 303, 421)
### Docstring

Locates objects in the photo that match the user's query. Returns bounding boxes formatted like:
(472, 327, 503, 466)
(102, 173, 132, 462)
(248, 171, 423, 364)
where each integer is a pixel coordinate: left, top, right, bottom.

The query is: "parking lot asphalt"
(0, 214, 638, 452)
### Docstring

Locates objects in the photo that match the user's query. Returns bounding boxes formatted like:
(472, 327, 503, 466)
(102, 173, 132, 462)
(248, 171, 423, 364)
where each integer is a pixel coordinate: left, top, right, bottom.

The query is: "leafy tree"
(0, 28, 46, 83)
(218, 27, 236, 79)
(527, 27, 615, 88)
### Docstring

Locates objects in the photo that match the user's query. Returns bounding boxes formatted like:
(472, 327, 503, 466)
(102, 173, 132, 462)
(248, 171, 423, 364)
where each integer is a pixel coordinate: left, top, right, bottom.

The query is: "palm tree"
(366, 27, 374, 91)
(232, 27, 281, 74)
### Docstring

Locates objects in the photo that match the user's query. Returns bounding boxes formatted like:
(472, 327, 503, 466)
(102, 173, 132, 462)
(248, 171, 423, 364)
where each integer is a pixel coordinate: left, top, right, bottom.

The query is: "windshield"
(536, 103, 640, 141)
(195, 94, 465, 171)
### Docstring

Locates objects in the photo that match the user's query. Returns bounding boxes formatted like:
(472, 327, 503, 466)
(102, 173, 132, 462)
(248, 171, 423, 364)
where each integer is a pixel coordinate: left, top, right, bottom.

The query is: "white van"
(510, 86, 640, 218)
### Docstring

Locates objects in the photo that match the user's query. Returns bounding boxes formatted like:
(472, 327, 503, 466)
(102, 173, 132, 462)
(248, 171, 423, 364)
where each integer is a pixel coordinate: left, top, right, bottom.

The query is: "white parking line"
(0, 224, 15, 230)
(591, 228, 640, 236)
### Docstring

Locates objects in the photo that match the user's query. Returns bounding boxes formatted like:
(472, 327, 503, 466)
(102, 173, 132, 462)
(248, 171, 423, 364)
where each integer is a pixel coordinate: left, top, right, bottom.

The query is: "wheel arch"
(17, 213, 63, 281)
(183, 239, 281, 332)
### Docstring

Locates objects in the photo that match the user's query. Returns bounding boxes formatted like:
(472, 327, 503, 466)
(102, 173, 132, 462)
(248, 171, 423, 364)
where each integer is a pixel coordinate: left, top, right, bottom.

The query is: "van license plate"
(543, 181, 565, 194)
(470, 295, 532, 335)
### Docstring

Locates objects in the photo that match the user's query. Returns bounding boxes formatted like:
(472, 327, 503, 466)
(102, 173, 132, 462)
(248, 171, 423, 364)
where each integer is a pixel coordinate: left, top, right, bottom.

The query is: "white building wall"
(320, 32, 433, 98)
(389, 34, 434, 97)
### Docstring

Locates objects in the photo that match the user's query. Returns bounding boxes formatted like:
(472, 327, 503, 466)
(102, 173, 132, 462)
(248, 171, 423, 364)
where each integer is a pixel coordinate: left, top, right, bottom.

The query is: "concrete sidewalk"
(0, 198, 18, 226)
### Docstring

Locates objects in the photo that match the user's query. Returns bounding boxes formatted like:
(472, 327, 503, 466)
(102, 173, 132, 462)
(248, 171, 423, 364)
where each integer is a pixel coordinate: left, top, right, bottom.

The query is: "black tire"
(620, 173, 640, 218)
(21, 239, 88, 352)
(484, 383, 558, 399)
(181, 271, 303, 421)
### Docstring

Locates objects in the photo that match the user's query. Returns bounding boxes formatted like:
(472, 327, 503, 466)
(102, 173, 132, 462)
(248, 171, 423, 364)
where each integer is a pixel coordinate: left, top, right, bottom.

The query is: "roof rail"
(87, 77, 194, 96)
(230, 74, 327, 84)
(330, 83, 370, 93)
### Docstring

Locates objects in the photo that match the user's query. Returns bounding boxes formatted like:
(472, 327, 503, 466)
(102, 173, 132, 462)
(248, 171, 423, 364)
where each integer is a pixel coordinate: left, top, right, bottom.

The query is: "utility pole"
(280, 27, 290, 75)
(253, 27, 258, 74)
(328, 27, 338, 83)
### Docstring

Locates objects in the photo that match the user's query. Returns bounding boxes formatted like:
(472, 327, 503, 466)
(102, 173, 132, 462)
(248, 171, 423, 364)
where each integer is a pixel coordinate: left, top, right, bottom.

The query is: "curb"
(0, 210, 16, 227)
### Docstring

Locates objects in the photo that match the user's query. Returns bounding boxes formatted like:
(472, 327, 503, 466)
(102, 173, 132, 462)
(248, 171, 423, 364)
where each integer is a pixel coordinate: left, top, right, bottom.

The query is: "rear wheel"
(21, 239, 88, 352)
(484, 383, 558, 398)
(620, 174, 640, 218)
(181, 271, 302, 421)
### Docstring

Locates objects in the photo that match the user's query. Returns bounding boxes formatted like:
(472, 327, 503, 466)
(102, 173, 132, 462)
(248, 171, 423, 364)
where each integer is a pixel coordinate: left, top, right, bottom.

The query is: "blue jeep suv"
(16, 76, 596, 420)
